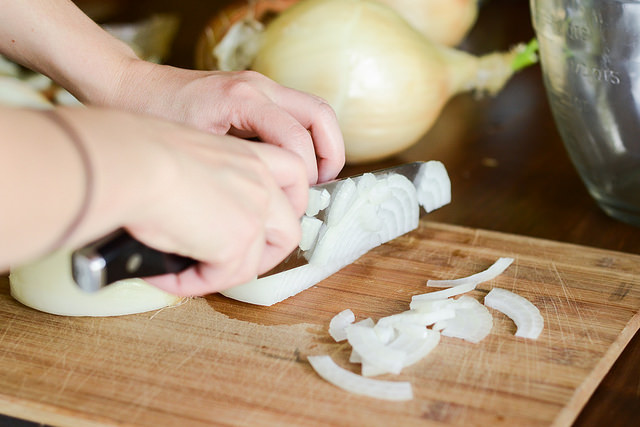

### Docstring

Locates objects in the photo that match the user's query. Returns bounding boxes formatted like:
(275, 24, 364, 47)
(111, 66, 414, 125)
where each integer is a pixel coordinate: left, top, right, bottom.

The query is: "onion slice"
(427, 257, 514, 288)
(484, 288, 544, 339)
(345, 323, 406, 374)
(433, 296, 493, 343)
(410, 282, 477, 305)
(328, 309, 355, 342)
(307, 355, 413, 401)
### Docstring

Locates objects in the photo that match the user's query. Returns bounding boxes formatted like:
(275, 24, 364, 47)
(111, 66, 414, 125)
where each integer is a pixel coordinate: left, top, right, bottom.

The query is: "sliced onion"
(328, 309, 355, 342)
(307, 355, 413, 401)
(410, 282, 477, 304)
(484, 288, 543, 339)
(221, 161, 451, 306)
(376, 308, 455, 329)
(433, 296, 493, 343)
(299, 215, 323, 251)
(345, 323, 406, 374)
(427, 257, 514, 288)
(305, 187, 331, 217)
(9, 249, 182, 316)
(414, 160, 452, 213)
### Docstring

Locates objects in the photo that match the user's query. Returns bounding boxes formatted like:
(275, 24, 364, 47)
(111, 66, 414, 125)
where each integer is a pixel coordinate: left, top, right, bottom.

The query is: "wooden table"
(3, 0, 639, 425)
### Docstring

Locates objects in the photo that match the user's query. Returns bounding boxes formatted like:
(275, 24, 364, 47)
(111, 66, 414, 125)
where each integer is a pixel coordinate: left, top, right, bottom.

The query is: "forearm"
(0, 0, 139, 105)
(0, 106, 169, 270)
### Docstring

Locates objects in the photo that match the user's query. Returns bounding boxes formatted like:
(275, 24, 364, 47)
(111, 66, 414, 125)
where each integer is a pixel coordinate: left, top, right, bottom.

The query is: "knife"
(71, 161, 426, 292)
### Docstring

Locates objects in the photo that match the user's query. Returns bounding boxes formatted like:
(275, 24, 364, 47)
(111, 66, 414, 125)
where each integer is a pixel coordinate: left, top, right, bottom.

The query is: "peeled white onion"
(9, 249, 182, 316)
(433, 296, 493, 343)
(251, 0, 535, 163)
(221, 160, 451, 306)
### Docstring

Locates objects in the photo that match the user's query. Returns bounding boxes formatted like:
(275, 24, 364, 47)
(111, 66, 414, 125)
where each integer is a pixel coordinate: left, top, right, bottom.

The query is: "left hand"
(104, 61, 345, 184)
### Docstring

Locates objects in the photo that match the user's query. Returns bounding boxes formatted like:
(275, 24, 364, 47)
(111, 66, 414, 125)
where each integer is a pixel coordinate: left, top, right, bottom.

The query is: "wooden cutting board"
(0, 221, 638, 427)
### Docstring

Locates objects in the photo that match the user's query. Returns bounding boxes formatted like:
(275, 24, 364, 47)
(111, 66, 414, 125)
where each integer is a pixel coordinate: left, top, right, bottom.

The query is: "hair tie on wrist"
(42, 109, 94, 252)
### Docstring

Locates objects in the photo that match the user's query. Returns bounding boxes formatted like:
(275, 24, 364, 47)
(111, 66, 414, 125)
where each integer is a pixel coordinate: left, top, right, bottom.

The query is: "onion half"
(221, 160, 451, 306)
(9, 249, 182, 317)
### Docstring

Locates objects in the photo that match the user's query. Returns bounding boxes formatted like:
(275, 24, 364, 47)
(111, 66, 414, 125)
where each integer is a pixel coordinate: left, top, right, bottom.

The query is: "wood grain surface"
(0, 221, 638, 427)
(2, 0, 640, 425)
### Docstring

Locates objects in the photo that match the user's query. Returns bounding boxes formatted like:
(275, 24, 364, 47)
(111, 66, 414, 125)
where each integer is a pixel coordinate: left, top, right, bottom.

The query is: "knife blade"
(71, 161, 426, 292)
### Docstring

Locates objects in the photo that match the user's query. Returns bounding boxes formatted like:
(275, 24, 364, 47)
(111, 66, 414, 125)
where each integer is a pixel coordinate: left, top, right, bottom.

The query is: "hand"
(52, 107, 309, 296)
(124, 122, 310, 296)
(106, 61, 345, 185)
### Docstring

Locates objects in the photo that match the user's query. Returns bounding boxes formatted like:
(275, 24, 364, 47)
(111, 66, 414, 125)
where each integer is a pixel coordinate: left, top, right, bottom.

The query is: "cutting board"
(0, 221, 638, 427)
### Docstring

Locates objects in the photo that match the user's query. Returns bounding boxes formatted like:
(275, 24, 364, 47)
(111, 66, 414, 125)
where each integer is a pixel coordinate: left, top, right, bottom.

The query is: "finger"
(257, 187, 302, 274)
(233, 100, 319, 184)
(267, 87, 346, 183)
(247, 142, 309, 217)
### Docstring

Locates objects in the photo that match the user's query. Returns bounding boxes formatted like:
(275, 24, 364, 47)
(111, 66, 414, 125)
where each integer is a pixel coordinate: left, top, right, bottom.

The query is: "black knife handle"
(71, 229, 197, 292)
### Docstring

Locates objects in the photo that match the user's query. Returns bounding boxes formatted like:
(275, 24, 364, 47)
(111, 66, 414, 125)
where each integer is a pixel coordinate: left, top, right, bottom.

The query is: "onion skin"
(251, 0, 529, 164)
(195, 0, 298, 70)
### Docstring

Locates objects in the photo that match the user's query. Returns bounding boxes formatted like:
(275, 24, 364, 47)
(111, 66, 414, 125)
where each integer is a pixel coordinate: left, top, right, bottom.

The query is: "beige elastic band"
(42, 109, 94, 251)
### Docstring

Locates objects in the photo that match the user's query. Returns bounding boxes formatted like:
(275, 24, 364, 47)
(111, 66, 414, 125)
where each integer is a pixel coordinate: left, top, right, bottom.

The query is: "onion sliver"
(221, 161, 451, 306)
(9, 249, 182, 316)
(433, 296, 493, 343)
(376, 308, 455, 329)
(329, 309, 355, 342)
(427, 257, 515, 288)
(411, 282, 477, 304)
(307, 355, 413, 401)
(484, 288, 544, 339)
(346, 323, 406, 374)
(362, 327, 440, 377)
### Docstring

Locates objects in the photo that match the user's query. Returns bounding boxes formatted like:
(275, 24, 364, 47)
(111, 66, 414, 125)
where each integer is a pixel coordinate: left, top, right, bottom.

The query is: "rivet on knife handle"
(71, 229, 196, 292)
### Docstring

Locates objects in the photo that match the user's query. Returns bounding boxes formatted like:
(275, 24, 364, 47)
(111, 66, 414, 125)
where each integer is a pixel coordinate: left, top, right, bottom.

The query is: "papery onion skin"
(9, 249, 182, 317)
(195, 0, 298, 70)
(251, 0, 533, 164)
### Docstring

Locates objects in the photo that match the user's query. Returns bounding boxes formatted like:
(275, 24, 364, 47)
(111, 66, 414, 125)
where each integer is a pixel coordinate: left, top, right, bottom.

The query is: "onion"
(9, 249, 182, 317)
(484, 288, 544, 339)
(411, 281, 477, 304)
(247, 0, 537, 164)
(328, 308, 355, 342)
(362, 326, 440, 377)
(195, 0, 299, 71)
(426, 257, 514, 288)
(221, 160, 451, 306)
(196, 0, 478, 72)
(307, 355, 414, 401)
(432, 296, 493, 343)
(310, 257, 542, 399)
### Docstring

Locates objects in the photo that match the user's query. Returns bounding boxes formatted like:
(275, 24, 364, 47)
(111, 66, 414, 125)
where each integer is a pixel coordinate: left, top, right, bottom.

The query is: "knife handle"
(71, 229, 197, 292)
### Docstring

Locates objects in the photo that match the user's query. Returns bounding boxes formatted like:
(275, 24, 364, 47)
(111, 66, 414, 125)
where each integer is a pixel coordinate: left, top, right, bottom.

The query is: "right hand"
(56, 107, 309, 297)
